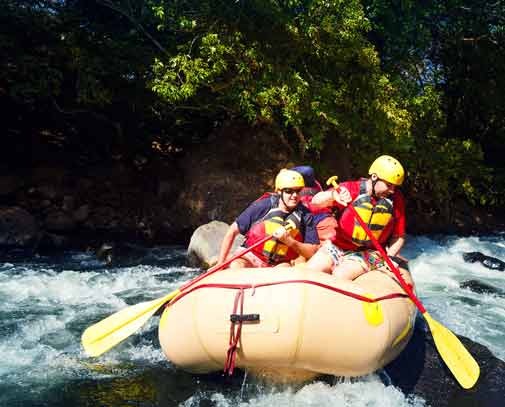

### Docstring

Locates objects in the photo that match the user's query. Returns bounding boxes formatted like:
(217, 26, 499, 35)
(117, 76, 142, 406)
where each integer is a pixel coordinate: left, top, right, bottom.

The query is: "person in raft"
(217, 169, 320, 268)
(289, 165, 339, 243)
(305, 155, 406, 280)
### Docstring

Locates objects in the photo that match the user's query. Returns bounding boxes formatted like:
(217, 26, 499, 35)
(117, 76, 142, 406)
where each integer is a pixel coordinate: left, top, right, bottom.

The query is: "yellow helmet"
(275, 169, 305, 191)
(368, 155, 405, 186)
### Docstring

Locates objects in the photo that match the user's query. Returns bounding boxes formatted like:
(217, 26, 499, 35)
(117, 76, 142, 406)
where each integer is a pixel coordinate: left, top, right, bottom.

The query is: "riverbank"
(1, 122, 504, 252)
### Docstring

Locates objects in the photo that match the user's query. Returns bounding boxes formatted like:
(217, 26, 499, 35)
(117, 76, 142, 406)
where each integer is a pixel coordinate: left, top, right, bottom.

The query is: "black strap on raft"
(230, 313, 260, 323)
(168, 279, 409, 377)
(390, 256, 409, 271)
(224, 291, 261, 375)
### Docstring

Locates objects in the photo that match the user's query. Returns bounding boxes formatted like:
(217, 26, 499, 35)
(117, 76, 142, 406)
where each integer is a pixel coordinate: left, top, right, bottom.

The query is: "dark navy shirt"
(235, 195, 320, 244)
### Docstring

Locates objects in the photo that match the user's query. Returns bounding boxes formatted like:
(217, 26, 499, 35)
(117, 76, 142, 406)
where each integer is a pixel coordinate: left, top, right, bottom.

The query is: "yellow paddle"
(327, 176, 480, 389)
(81, 233, 276, 357)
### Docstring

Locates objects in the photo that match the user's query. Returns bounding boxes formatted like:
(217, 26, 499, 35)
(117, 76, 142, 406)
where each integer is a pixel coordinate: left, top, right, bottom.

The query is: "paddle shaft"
(81, 233, 275, 356)
(327, 177, 479, 389)
(330, 182, 426, 313)
(342, 192, 480, 388)
(178, 234, 274, 292)
(351, 205, 425, 312)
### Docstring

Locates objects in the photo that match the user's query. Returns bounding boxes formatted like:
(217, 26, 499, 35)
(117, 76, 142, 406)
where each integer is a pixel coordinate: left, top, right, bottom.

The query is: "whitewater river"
(1, 235, 504, 407)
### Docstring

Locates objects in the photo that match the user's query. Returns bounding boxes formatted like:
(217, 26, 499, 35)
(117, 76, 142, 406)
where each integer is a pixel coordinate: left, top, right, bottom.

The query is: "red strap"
(224, 289, 244, 375)
(169, 279, 409, 308)
(167, 280, 409, 377)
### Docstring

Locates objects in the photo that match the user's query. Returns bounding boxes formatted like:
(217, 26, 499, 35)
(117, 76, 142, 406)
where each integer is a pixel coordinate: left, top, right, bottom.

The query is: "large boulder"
(385, 319, 505, 407)
(187, 220, 245, 268)
(462, 251, 505, 271)
(174, 122, 294, 231)
(0, 206, 39, 248)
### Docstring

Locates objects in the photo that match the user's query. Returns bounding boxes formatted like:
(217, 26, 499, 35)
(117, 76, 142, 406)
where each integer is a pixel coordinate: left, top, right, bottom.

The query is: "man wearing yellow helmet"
(306, 155, 406, 280)
(217, 169, 320, 268)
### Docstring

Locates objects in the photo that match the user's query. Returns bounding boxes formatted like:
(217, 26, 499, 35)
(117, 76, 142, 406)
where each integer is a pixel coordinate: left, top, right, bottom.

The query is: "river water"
(1, 235, 504, 407)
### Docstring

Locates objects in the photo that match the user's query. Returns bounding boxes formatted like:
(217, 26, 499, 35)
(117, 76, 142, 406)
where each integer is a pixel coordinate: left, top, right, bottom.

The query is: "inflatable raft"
(159, 266, 416, 382)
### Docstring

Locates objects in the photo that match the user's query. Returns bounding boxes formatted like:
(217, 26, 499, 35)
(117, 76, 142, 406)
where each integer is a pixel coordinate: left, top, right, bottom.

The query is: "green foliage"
(0, 0, 182, 164)
(150, 0, 412, 155)
(362, 0, 505, 208)
(3, 0, 505, 216)
(387, 84, 496, 209)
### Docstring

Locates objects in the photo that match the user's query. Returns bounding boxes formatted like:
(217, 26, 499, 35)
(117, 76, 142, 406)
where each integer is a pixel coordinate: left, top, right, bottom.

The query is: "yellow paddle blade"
(423, 312, 480, 389)
(81, 289, 181, 357)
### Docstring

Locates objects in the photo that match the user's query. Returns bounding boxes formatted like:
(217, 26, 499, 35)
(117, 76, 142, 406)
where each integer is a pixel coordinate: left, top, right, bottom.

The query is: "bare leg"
(332, 260, 367, 281)
(291, 255, 307, 266)
(274, 262, 291, 268)
(229, 257, 254, 268)
(305, 247, 334, 274)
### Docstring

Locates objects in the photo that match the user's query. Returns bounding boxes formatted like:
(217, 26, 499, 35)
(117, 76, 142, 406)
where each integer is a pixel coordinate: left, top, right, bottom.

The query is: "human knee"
(274, 262, 291, 268)
(331, 260, 366, 280)
(306, 250, 333, 274)
(230, 258, 248, 268)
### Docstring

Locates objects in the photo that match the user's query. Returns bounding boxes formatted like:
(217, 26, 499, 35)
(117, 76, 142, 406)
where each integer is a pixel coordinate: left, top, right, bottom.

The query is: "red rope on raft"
(165, 278, 410, 377)
(223, 288, 244, 376)
(167, 279, 409, 308)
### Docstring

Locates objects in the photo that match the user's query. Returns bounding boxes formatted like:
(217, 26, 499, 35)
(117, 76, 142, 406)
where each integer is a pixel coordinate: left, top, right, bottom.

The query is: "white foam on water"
(406, 235, 505, 359)
(0, 268, 122, 307)
(0, 262, 194, 386)
(183, 377, 426, 407)
(0, 238, 503, 406)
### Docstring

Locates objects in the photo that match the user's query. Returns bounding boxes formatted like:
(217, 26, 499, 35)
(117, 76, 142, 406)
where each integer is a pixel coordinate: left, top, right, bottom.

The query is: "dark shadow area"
(386, 317, 505, 407)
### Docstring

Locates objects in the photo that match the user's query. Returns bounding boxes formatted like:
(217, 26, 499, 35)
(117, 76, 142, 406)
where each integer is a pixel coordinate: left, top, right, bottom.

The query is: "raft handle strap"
(230, 313, 260, 323)
(224, 288, 245, 376)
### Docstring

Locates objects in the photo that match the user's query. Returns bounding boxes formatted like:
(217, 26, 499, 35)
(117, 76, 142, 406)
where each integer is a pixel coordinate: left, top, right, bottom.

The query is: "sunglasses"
(282, 188, 303, 195)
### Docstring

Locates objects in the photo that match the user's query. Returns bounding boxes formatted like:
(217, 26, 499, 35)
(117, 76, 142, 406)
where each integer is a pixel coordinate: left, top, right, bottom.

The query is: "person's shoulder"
(236, 195, 273, 231)
(340, 179, 361, 195)
(392, 190, 406, 213)
(295, 202, 312, 215)
(241, 193, 274, 215)
(393, 189, 406, 202)
(296, 204, 316, 224)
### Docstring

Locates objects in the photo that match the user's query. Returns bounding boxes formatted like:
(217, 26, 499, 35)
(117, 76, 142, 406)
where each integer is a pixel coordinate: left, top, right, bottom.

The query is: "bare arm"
(311, 187, 352, 208)
(286, 239, 319, 259)
(273, 227, 319, 260)
(387, 236, 405, 257)
(217, 222, 241, 264)
(310, 190, 335, 208)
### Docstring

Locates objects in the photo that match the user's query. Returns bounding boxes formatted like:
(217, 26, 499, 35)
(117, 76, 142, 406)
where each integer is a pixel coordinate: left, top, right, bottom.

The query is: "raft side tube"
(158, 266, 416, 378)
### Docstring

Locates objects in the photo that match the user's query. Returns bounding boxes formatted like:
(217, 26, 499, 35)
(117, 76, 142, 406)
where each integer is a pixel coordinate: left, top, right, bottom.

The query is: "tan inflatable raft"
(159, 266, 416, 382)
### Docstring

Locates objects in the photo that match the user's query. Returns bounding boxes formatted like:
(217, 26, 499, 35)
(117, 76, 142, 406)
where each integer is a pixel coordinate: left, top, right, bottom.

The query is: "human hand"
(272, 226, 291, 244)
(332, 187, 352, 205)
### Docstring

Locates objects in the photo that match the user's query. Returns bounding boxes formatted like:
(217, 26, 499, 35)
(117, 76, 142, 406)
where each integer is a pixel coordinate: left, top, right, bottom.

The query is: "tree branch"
(97, 0, 168, 55)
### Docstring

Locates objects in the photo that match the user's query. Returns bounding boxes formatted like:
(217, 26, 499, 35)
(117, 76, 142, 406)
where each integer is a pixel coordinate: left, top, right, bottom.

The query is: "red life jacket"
(245, 195, 303, 264)
(300, 181, 333, 217)
(338, 179, 394, 248)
